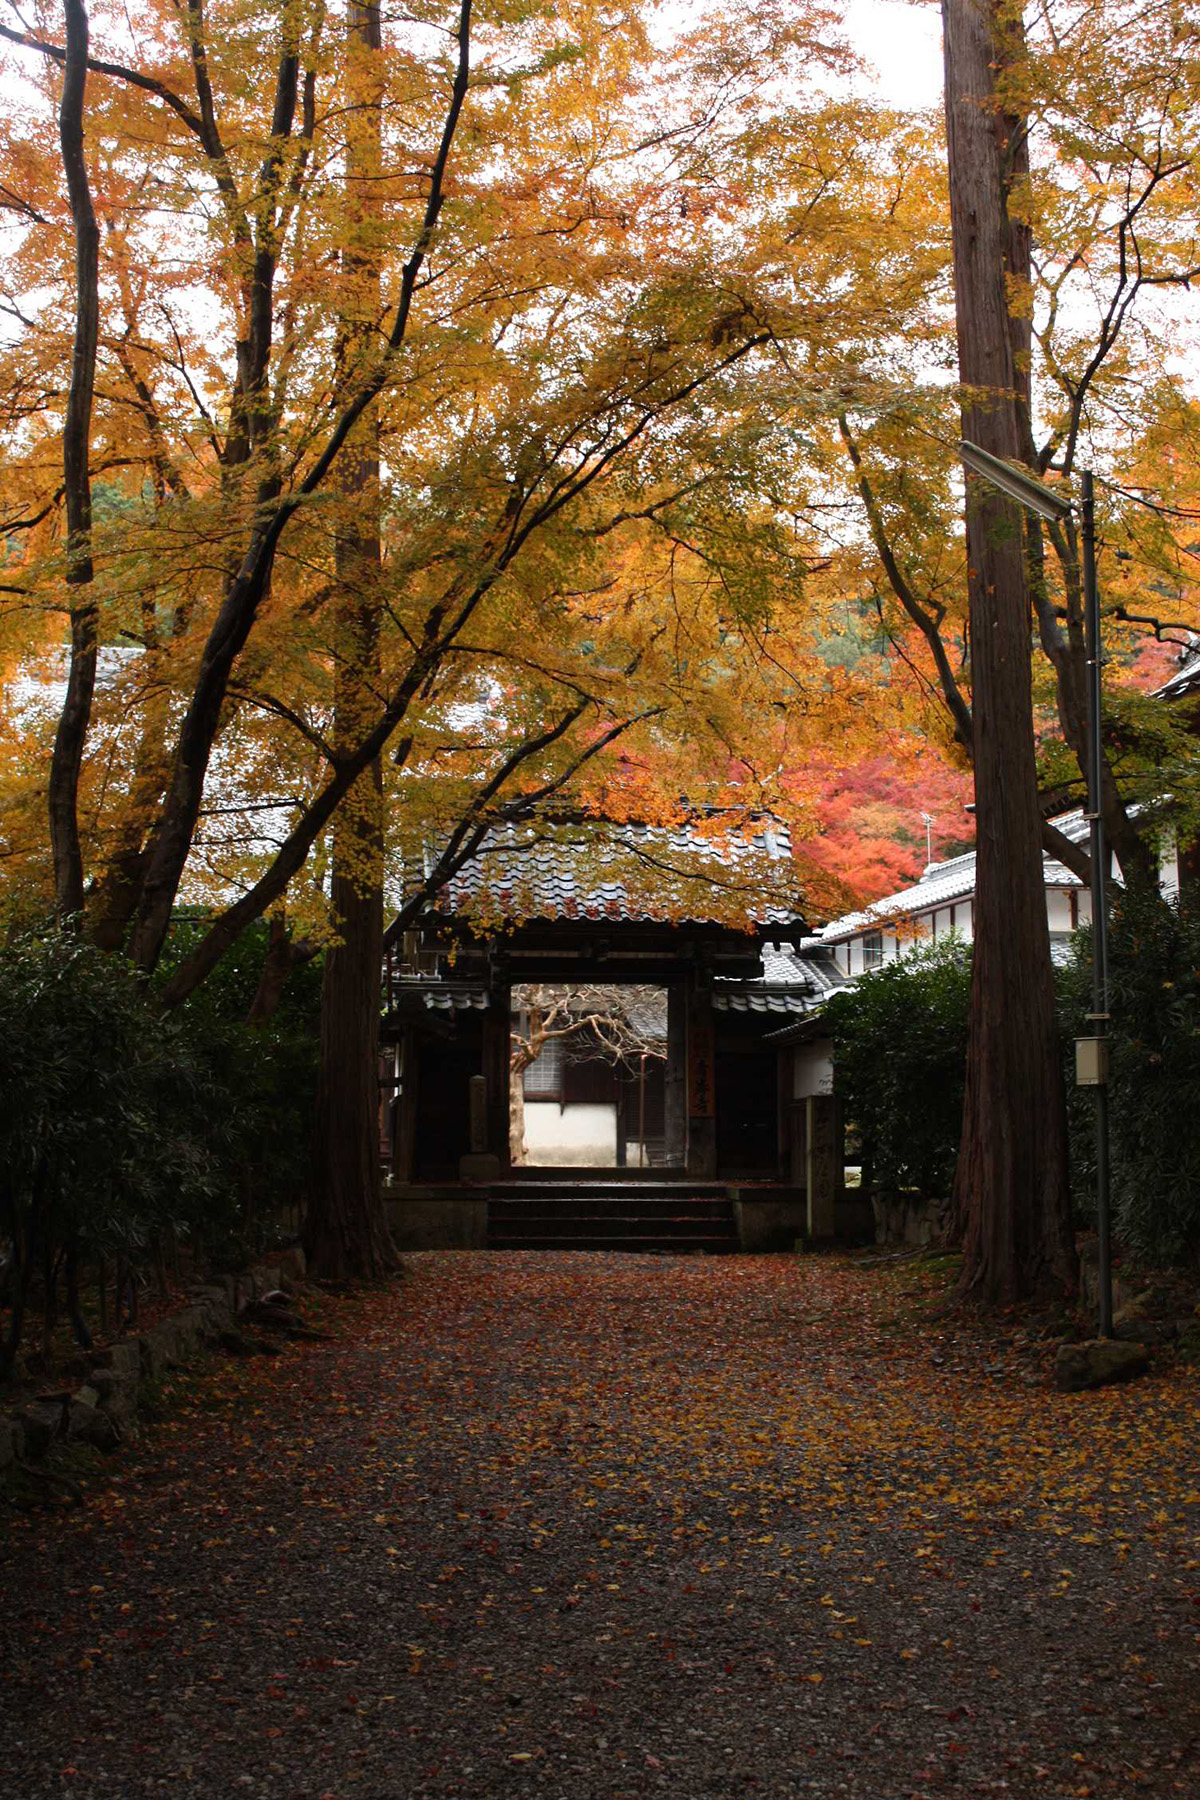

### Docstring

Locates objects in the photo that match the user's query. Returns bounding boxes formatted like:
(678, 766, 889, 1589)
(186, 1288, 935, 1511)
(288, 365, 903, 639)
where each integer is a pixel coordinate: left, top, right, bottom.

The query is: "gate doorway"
(510, 982, 678, 1171)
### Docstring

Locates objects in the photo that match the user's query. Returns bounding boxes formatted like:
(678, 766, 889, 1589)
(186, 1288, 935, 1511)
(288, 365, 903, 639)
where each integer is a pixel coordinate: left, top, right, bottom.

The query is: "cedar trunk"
(942, 0, 1076, 1302)
(304, 2, 395, 1280)
(306, 831, 392, 1279)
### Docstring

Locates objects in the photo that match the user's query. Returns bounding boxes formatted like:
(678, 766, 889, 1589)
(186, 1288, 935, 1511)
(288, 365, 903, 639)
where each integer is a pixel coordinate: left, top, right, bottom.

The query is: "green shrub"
(1061, 888, 1200, 1265)
(824, 936, 972, 1203)
(155, 917, 321, 1245)
(0, 922, 319, 1376)
(824, 890, 1200, 1266)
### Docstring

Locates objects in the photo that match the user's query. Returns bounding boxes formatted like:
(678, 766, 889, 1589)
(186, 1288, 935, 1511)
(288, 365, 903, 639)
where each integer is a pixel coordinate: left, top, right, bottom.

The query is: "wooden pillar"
(777, 1049, 791, 1181)
(664, 980, 687, 1169)
(394, 1028, 417, 1184)
(790, 1095, 808, 1191)
(482, 998, 511, 1170)
(806, 1095, 843, 1239)
(686, 980, 717, 1178)
(468, 1075, 488, 1154)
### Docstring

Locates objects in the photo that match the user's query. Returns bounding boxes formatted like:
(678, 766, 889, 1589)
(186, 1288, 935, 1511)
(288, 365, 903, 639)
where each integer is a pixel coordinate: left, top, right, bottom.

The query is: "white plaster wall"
(793, 1041, 835, 1099)
(523, 1102, 617, 1166)
(1046, 888, 1075, 932)
(1160, 828, 1180, 902)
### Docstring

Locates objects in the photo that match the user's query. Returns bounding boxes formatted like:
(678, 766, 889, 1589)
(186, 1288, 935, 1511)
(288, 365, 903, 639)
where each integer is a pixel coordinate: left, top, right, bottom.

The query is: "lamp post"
(959, 440, 1113, 1338)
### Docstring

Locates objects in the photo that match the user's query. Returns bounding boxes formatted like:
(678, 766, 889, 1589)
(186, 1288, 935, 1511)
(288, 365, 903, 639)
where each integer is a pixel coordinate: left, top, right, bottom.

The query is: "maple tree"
(786, 751, 975, 902)
(0, 0, 920, 1273)
(3, 0, 1196, 1290)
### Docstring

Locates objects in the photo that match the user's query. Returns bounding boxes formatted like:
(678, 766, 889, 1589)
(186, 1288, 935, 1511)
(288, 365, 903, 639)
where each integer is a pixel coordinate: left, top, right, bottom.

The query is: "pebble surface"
(4, 1250, 1200, 1799)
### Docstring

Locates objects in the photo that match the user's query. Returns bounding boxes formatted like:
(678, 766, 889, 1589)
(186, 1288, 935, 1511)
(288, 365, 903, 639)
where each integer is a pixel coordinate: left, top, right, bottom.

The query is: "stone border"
(0, 1245, 307, 1478)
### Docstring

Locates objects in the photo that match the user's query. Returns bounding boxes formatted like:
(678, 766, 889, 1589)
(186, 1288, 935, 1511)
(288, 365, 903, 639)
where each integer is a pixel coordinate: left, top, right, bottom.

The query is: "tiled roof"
(712, 988, 811, 1015)
(421, 818, 804, 930)
(388, 977, 490, 1014)
(712, 940, 852, 1014)
(1154, 642, 1200, 702)
(821, 811, 1089, 943)
(389, 938, 844, 1023)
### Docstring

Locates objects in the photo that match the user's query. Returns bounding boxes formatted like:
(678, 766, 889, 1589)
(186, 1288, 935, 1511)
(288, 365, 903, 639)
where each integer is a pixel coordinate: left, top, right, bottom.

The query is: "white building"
(821, 809, 1100, 975)
(820, 805, 1187, 976)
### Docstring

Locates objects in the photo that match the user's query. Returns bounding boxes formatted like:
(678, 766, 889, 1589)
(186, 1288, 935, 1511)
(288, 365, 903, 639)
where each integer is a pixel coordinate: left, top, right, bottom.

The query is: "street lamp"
(959, 440, 1113, 1338)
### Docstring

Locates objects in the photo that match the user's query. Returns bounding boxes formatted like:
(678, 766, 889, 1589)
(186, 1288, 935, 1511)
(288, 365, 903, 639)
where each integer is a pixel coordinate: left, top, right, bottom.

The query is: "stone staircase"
(485, 1180, 738, 1253)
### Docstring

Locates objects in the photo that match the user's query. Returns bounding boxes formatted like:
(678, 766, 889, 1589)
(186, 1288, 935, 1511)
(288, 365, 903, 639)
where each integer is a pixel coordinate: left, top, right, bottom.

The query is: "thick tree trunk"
(304, 2, 394, 1281)
(943, 0, 1076, 1303)
(305, 835, 392, 1278)
(47, 0, 100, 922)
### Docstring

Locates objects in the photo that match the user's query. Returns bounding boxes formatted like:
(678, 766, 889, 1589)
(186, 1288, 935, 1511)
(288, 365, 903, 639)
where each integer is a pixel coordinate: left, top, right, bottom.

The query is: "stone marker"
(1054, 1337, 1150, 1393)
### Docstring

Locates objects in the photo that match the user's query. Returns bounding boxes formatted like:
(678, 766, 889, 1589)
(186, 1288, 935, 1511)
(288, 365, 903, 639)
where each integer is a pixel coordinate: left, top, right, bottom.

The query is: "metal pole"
(1082, 470, 1114, 1338)
(638, 1052, 647, 1169)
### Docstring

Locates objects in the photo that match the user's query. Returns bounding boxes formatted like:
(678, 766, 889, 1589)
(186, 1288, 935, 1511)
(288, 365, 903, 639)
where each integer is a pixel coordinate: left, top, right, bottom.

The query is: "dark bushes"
(823, 937, 972, 1206)
(826, 897, 1200, 1268)
(1060, 888, 1200, 1265)
(0, 924, 318, 1380)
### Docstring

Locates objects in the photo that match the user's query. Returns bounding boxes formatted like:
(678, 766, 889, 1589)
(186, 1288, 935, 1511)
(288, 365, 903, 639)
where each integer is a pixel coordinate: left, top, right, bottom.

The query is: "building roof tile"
(421, 818, 804, 930)
(820, 810, 1090, 942)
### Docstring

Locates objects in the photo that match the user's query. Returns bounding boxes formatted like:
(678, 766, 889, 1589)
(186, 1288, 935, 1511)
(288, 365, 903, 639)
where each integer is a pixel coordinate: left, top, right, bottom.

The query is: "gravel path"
(4, 1251, 1200, 1799)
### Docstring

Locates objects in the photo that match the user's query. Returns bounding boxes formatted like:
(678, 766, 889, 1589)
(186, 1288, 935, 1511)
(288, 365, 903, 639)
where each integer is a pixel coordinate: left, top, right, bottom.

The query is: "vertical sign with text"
(688, 1011, 715, 1118)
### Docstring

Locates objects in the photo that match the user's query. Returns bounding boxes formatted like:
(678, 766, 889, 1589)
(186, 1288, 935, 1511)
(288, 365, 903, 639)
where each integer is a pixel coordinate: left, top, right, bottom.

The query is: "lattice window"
(523, 1034, 564, 1099)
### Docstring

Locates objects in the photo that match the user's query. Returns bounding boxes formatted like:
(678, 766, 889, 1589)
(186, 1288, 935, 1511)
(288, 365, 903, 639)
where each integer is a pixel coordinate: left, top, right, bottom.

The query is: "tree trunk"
(943, 0, 1076, 1303)
(306, 844, 392, 1278)
(246, 914, 316, 1026)
(47, 0, 100, 922)
(509, 1058, 528, 1164)
(64, 1238, 92, 1350)
(304, 2, 394, 1281)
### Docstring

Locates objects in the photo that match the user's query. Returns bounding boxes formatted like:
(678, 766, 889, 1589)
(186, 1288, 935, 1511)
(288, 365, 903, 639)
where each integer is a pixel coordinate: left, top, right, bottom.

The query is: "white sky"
(843, 0, 943, 109)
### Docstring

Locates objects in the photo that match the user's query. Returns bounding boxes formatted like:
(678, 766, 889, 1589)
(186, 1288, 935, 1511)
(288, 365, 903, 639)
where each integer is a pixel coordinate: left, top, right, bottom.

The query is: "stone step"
(493, 1180, 728, 1197)
(488, 1197, 733, 1220)
(486, 1233, 737, 1254)
(490, 1214, 733, 1235)
(487, 1189, 738, 1252)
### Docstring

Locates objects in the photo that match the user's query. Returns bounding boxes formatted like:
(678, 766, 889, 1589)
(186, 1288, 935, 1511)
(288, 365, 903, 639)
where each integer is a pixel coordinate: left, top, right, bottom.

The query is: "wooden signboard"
(688, 1011, 715, 1118)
